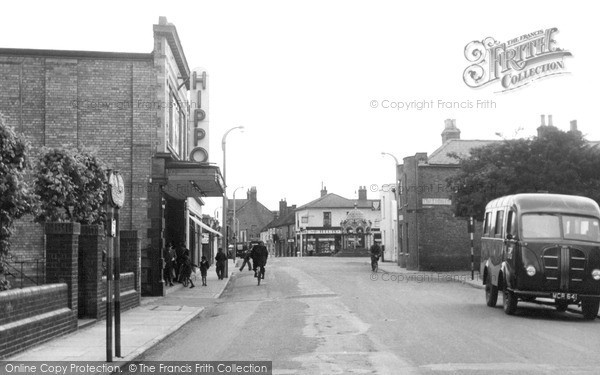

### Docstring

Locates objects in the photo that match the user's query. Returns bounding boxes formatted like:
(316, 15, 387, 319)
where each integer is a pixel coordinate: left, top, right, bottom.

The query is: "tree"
(34, 147, 108, 225)
(0, 115, 37, 261)
(447, 127, 600, 218)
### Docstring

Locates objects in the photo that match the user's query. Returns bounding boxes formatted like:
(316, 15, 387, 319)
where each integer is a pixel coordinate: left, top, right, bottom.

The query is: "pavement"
(6, 259, 238, 368)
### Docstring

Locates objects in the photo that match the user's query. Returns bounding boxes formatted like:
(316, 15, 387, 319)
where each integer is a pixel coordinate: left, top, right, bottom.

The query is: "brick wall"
(0, 283, 77, 358)
(400, 160, 484, 271)
(97, 272, 138, 319)
(0, 52, 156, 258)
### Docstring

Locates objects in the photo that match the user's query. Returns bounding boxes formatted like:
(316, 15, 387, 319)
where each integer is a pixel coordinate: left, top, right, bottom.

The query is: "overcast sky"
(3, 1, 598, 214)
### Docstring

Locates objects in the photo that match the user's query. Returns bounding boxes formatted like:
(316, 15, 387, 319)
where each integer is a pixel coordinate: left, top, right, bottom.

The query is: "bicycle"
(255, 265, 265, 285)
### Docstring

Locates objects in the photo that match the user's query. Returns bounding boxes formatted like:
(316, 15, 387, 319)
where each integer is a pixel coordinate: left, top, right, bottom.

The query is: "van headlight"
(526, 265, 536, 277)
(592, 269, 600, 281)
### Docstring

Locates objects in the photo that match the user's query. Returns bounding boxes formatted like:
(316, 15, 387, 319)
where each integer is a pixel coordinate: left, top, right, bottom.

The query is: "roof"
(264, 208, 297, 230)
(486, 193, 600, 216)
(427, 139, 497, 164)
(0, 48, 152, 61)
(296, 193, 376, 210)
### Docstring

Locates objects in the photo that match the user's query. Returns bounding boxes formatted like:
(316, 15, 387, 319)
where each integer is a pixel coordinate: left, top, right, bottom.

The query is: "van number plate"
(552, 292, 578, 301)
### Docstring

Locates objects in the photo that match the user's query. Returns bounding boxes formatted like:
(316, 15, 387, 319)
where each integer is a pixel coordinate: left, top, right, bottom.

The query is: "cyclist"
(370, 242, 381, 272)
(252, 241, 269, 280)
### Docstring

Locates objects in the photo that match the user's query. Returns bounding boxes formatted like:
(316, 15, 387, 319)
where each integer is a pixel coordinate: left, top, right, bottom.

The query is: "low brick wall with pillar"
(78, 224, 105, 319)
(121, 230, 141, 307)
(45, 222, 81, 313)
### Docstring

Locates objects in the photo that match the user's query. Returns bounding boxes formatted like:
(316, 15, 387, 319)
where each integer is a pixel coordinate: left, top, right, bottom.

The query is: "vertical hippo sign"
(189, 68, 210, 162)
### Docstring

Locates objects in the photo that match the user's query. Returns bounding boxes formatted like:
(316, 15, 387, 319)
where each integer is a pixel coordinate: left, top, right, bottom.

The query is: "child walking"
(199, 255, 210, 286)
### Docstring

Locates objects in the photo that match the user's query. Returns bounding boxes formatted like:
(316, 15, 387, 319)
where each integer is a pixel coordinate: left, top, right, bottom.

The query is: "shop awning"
(164, 161, 224, 200)
(189, 214, 222, 237)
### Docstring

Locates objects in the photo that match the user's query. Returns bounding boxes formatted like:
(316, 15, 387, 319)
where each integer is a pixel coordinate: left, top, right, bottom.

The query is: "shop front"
(303, 228, 342, 256)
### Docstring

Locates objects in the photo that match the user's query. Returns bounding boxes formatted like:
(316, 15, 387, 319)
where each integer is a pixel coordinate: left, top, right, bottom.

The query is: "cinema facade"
(0, 17, 223, 297)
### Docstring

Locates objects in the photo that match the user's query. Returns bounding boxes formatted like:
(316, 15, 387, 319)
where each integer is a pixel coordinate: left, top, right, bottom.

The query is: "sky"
(2, 1, 598, 214)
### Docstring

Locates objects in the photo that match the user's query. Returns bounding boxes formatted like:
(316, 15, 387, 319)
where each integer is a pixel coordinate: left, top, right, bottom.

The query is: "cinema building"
(0, 17, 223, 297)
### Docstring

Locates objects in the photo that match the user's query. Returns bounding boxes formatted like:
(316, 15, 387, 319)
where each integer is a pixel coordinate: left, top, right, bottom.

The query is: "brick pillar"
(121, 230, 141, 301)
(45, 222, 81, 313)
(78, 224, 105, 319)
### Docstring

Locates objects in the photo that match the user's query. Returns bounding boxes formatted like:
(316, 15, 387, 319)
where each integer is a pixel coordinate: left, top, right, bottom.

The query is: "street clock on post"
(108, 171, 125, 208)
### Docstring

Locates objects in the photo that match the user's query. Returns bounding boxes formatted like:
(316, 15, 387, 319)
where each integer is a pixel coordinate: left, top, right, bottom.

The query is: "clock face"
(109, 172, 125, 208)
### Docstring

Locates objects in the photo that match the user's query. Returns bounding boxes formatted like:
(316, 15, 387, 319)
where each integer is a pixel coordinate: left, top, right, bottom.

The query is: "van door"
(503, 210, 519, 285)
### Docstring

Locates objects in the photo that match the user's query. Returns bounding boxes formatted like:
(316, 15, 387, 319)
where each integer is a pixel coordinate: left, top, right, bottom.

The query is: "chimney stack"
(548, 114, 554, 127)
(441, 119, 461, 144)
(279, 199, 288, 216)
(320, 186, 328, 197)
(541, 114, 546, 126)
(358, 186, 367, 201)
(247, 186, 257, 202)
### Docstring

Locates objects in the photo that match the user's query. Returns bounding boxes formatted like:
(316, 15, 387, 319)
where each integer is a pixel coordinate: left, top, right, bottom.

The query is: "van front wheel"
(581, 299, 599, 320)
(485, 272, 498, 307)
(503, 284, 518, 315)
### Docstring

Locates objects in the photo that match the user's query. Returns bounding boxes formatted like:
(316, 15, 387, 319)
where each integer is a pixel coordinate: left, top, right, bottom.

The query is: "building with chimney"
(227, 187, 274, 247)
(0, 17, 223, 297)
(261, 200, 298, 257)
(397, 119, 494, 271)
(394, 116, 596, 271)
(295, 186, 381, 256)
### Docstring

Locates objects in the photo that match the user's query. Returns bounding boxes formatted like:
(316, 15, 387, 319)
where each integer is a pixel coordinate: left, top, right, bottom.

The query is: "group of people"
(239, 241, 269, 279)
(163, 243, 243, 287)
(164, 243, 211, 288)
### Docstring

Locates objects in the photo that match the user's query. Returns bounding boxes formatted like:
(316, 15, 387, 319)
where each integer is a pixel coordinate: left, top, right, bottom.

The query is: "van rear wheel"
(581, 299, 599, 320)
(485, 272, 498, 307)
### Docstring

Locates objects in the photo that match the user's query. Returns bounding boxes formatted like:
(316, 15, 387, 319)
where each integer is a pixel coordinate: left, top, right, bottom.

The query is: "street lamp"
(221, 126, 244, 278)
(232, 186, 245, 260)
(381, 152, 400, 264)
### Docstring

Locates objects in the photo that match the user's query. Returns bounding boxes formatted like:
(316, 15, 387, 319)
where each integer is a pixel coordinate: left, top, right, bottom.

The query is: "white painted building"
(379, 184, 399, 262)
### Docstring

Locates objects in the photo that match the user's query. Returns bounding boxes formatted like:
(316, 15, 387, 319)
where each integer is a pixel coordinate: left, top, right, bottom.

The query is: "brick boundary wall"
(0, 283, 77, 359)
(97, 272, 138, 320)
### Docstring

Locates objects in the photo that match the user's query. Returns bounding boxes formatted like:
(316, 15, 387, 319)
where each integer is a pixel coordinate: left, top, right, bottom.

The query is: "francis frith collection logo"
(463, 28, 572, 92)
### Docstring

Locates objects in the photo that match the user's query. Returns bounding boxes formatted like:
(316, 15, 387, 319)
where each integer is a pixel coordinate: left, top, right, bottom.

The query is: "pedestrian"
(174, 242, 185, 282)
(180, 249, 195, 288)
(163, 242, 175, 286)
(215, 248, 227, 280)
(251, 241, 269, 279)
(370, 242, 381, 272)
(239, 245, 253, 272)
(199, 255, 210, 286)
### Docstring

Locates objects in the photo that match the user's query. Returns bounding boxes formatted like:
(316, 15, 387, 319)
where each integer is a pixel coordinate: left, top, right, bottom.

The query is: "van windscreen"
(522, 214, 560, 239)
(563, 216, 600, 242)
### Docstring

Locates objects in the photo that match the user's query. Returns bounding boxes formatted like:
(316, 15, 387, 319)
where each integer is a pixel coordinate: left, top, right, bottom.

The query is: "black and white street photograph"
(1, 1, 600, 374)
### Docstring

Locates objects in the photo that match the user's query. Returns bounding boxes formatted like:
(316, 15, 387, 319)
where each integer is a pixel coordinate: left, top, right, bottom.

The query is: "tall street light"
(381, 152, 400, 264)
(222, 126, 244, 278)
(232, 186, 245, 260)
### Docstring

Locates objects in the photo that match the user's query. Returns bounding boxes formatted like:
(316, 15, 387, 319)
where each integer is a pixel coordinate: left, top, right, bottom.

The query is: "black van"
(480, 193, 600, 319)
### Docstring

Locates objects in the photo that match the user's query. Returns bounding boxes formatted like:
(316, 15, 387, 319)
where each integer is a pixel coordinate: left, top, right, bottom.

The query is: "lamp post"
(221, 126, 244, 278)
(382, 152, 400, 264)
(232, 186, 244, 260)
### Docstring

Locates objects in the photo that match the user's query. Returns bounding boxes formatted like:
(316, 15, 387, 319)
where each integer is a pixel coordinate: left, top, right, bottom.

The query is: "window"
(301, 216, 308, 224)
(506, 211, 518, 237)
(494, 210, 504, 237)
(522, 214, 560, 239)
(168, 90, 185, 157)
(483, 212, 491, 236)
(323, 212, 331, 227)
(563, 216, 600, 242)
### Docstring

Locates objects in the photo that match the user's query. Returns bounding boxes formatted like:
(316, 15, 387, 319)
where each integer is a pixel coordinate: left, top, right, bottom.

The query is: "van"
(480, 193, 600, 319)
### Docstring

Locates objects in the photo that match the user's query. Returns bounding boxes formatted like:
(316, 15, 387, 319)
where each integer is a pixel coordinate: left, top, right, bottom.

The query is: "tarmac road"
(127, 257, 600, 374)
